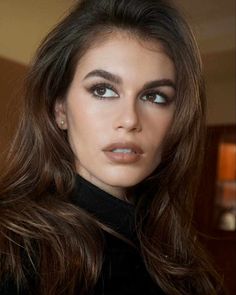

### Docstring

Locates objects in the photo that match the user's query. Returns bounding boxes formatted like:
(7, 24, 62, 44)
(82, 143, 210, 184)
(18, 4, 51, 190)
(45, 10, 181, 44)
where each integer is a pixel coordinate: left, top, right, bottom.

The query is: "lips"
(103, 142, 144, 164)
(103, 142, 144, 154)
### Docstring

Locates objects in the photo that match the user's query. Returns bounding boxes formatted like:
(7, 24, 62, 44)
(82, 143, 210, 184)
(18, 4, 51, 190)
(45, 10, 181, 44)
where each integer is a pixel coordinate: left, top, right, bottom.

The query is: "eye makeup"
(86, 82, 119, 99)
(85, 81, 174, 105)
(141, 89, 174, 105)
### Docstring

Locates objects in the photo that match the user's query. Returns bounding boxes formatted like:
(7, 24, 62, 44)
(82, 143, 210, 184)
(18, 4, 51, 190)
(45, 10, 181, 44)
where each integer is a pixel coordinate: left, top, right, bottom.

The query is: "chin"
(104, 172, 149, 188)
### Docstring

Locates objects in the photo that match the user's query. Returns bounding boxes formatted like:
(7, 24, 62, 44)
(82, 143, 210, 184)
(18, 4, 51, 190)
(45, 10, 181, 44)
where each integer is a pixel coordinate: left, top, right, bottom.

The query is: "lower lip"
(104, 151, 142, 164)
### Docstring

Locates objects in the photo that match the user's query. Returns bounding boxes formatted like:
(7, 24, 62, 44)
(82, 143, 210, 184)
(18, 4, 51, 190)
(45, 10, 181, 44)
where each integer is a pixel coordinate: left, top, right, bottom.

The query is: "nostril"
(114, 111, 141, 132)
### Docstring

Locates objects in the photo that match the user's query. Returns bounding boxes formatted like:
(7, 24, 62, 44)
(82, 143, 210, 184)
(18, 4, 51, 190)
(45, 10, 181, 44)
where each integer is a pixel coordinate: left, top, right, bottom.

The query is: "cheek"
(66, 106, 107, 153)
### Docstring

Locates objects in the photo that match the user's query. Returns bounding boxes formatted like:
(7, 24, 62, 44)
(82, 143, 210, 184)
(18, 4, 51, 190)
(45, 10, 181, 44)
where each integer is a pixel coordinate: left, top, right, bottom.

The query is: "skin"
(55, 32, 176, 200)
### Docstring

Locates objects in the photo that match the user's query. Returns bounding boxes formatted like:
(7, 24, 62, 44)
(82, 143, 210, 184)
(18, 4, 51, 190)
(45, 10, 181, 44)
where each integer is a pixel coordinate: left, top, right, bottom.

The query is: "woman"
(0, 0, 223, 294)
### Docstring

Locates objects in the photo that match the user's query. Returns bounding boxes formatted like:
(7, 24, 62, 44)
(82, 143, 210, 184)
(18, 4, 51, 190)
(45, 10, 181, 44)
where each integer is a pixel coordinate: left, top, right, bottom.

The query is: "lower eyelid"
(87, 85, 173, 103)
(142, 93, 168, 103)
(90, 84, 118, 95)
(89, 86, 119, 99)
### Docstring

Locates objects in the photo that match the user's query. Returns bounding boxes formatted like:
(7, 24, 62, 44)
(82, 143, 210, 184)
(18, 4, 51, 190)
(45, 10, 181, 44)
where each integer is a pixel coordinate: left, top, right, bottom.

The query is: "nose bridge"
(114, 93, 141, 131)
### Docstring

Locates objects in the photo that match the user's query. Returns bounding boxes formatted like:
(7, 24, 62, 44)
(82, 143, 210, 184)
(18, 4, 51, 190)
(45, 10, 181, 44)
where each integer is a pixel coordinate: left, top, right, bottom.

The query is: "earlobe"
(59, 119, 67, 130)
(54, 101, 68, 130)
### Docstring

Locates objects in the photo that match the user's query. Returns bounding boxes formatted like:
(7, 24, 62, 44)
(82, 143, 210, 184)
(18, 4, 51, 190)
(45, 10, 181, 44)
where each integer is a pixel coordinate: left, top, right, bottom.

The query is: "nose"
(113, 98, 142, 132)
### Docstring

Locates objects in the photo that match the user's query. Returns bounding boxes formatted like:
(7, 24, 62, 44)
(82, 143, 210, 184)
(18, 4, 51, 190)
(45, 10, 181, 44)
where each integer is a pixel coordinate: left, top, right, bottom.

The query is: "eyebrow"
(83, 69, 176, 90)
(83, 69, 122, 84)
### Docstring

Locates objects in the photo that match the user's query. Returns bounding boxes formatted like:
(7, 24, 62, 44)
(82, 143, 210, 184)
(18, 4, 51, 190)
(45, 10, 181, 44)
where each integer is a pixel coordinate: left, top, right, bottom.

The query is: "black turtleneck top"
(0, 174, 165, 295)
(72, 174, 164, 295)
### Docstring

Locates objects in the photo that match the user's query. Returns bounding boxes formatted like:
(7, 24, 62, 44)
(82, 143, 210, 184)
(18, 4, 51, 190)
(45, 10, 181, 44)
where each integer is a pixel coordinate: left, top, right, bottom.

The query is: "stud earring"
(60, 120, 65, 128)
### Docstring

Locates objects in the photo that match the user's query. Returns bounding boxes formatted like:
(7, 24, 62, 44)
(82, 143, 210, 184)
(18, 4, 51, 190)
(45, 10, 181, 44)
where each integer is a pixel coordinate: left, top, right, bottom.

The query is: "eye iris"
(148, 94, 156, 101)
(96, 87, 106, 96)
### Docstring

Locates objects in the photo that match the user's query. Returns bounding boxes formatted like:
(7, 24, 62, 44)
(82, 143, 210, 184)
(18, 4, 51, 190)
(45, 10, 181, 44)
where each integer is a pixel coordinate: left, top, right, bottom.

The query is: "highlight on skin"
(0, 0, 224, 294)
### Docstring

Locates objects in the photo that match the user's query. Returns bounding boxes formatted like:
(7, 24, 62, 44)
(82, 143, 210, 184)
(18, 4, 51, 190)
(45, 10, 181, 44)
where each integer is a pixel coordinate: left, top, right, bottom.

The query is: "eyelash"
(141, 91, 170, 105)
(88, 83, 118, 99)
(87, 83, 171, 105)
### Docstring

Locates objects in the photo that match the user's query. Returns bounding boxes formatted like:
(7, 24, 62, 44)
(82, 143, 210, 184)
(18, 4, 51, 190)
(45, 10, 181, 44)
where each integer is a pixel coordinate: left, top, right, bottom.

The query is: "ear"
(54, 100, 68, 130)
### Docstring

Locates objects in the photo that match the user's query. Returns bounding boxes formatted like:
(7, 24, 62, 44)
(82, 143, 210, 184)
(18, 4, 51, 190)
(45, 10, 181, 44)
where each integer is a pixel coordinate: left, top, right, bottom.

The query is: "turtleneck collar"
(70, 174, 136, 241)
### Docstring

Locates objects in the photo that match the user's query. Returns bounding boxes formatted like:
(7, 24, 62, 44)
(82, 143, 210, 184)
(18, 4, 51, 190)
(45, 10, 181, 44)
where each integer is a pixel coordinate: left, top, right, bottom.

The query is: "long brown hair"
(0, 0, 223, 294)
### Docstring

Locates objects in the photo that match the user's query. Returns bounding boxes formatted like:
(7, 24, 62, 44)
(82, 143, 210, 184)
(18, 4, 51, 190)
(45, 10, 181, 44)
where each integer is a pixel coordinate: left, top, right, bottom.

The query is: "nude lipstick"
(103, 142, 144, 164)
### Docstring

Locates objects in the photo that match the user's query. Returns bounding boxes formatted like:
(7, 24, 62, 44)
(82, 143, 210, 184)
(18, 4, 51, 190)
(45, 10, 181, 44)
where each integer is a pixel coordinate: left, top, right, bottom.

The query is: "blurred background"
(0, 0, 235, 293)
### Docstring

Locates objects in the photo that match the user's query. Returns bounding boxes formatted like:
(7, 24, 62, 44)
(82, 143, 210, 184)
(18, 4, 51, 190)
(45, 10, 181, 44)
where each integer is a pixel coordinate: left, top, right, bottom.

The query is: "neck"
(76, 169, 130, 202)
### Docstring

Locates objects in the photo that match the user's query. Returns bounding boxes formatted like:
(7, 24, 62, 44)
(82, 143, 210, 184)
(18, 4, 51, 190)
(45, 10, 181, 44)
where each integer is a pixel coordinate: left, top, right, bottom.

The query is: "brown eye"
(92, 84, 119, 98)
(146, 94, 156, 102)
(141, 92, 168, 104)
(96, 86, 106, 96)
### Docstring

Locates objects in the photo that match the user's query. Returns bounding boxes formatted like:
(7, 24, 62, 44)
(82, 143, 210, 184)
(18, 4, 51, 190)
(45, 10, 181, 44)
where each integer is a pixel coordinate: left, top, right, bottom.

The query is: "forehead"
(74, 32, 175, 82)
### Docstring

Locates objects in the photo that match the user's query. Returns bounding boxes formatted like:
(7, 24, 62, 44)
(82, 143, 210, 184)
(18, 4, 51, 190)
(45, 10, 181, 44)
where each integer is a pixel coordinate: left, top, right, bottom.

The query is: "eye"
(91, 84, 119, 99)
(141, 92, 168, 105)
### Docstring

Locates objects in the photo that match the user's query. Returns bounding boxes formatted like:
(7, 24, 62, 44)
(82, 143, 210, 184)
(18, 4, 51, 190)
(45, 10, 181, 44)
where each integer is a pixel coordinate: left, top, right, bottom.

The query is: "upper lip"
(103, 142, 144, 154)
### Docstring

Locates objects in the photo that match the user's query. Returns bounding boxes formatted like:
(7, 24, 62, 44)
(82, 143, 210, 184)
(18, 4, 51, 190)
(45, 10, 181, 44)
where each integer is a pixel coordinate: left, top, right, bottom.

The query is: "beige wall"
(0, 0, 74, 64)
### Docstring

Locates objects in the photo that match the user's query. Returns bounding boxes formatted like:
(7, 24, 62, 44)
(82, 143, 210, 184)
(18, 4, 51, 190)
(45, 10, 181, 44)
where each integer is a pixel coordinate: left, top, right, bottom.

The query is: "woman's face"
(55, 33, 176, 199)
